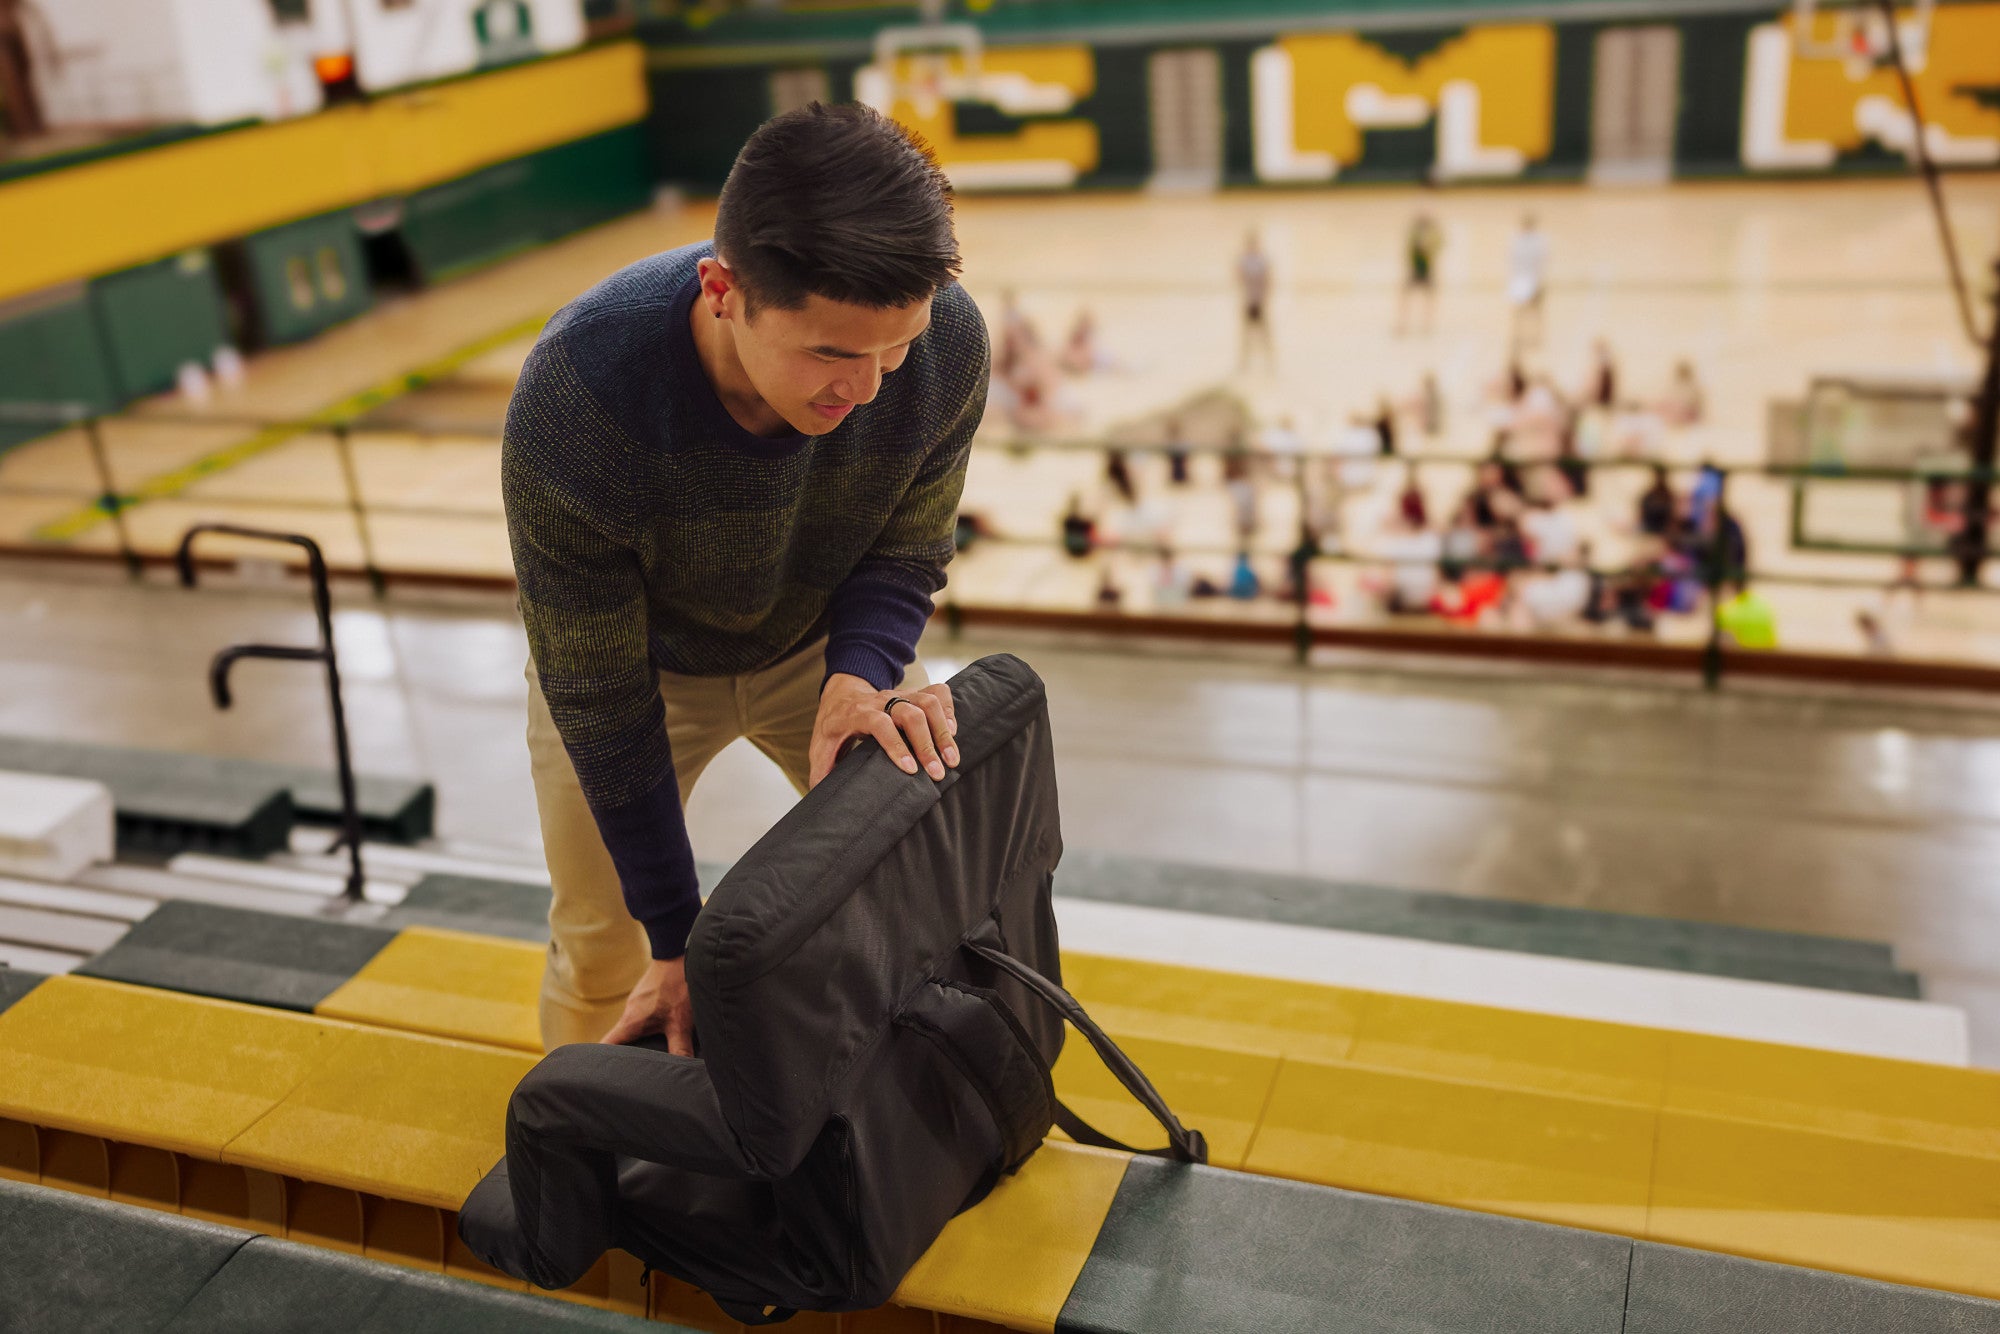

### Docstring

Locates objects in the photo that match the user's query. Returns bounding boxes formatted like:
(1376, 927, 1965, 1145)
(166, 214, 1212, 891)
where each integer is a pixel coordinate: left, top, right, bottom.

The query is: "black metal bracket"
(176, 523, 366, 902)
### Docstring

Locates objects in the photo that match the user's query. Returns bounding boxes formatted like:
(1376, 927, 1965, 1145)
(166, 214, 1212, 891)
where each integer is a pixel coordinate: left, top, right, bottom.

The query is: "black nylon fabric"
(460, 654, 1125, 1317)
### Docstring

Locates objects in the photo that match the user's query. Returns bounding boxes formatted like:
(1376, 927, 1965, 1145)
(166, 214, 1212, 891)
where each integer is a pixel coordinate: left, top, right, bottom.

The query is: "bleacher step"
(0, 771, 113, 880)
(0, 736, 294, 858)
(1053, 850, 1920, 998)
(75, 900, 396, 1012)
(0, 1179, 670, 1334)
(0, 735, 435, 856)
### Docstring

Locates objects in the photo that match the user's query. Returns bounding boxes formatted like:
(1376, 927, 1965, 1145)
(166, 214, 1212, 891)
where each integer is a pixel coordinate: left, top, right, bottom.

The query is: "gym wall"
(640, 0, 2000, 190)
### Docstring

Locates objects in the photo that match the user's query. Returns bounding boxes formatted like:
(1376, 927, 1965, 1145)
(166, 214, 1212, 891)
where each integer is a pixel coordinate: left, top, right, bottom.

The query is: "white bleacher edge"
(1054, 898, 1971, 1067)
(0, 903, 127, 957)
(0, 771, 113, 881)
(164, 853, 407, 905)
(0, 876, 155, 923)
(74, 864, 335, 917)
(0, 941, 85, 975)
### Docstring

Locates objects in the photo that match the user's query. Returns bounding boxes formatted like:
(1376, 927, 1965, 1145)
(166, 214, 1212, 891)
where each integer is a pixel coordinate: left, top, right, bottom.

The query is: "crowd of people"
(968, 215, 1778, 644)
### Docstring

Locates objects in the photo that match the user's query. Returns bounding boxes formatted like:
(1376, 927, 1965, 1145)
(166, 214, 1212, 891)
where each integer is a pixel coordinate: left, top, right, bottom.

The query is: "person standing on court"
(1396, 212, 1440, 337)
(504, 104, 987, 1054)
(1236, 230, 1274, 372)
(1507, 213, 1549, 349)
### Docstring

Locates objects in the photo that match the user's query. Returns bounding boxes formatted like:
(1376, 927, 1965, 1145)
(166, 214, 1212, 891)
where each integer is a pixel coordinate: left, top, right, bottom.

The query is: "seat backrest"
(685, 654, 1063, 1178)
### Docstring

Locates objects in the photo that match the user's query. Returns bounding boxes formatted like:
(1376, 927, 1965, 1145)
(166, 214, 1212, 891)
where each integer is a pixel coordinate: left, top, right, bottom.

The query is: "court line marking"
(34, 312, 550, 543)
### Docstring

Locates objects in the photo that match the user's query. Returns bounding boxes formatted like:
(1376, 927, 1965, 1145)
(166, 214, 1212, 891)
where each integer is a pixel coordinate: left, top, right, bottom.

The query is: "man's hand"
(809, 673, 958, 790)
(602, 956, 695, 1055)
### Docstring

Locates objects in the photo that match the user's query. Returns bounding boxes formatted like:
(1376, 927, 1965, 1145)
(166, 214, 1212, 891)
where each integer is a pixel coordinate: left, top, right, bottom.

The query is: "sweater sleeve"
(504, 338, 702, 960)
(822, 327, 990, 690)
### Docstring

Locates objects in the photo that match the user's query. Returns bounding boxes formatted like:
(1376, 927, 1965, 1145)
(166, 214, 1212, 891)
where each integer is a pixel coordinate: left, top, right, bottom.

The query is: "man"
(504, 103, 989, 1055)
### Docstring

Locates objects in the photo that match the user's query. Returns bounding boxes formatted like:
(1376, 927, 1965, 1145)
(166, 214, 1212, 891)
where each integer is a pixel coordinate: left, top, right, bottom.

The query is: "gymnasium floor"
(5, 557, 1999, 1065)
(4, 174, 2000, 658)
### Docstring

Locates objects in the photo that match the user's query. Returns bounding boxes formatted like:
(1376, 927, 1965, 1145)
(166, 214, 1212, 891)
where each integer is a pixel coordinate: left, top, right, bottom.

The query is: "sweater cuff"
(640, 896, 705, 961)
(822, 639, 904, 693)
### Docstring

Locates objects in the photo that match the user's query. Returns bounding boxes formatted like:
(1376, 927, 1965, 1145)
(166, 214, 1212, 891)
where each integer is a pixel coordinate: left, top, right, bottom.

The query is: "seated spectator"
(1379, 517, 1443, 614)
(1400, 370, 1448, 438)
(1637, 464, 1677, 537)
(1373, 397, 1398, 456)
(1163, 416, 1191, 485)
(1105, 448, 1137, 506)
(1061, 494, 1096, 558)
(1435, 568, 1509, 624)
(1716, 580, 1777, 649)
(1260, 415, 1305, 480)
(1659, 359, 1705, 427)
(1154, 547, 1192, 607)
(1521, 496, 1581, 566)
(1229, 551, 1261, 600)
(1856, 608, 1892, 655)
(1058, 307, 1115, 375)
(1398, 467, 1428, 529)
(1583, 339, 1617, 409)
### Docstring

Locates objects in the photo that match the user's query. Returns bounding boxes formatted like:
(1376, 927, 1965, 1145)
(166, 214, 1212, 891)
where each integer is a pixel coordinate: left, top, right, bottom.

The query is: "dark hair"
(714, 102, 960, 314)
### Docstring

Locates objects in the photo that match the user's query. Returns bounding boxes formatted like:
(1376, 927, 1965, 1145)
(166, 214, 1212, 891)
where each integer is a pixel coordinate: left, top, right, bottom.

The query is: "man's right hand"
(601, 956, 695, 1056)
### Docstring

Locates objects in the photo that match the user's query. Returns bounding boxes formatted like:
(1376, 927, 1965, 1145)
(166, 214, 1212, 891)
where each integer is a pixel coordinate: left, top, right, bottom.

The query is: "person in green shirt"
(1716, 581, 1778, 650)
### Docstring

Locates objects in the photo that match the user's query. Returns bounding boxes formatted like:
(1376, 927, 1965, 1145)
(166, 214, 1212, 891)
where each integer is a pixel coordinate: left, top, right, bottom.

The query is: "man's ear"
(696, 256, 737, 321)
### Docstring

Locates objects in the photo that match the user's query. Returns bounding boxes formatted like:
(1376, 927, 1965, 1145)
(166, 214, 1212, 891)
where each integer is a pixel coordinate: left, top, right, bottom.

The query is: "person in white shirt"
(1507, 214, 1549, 349)
(1236, 231, 1275, 372)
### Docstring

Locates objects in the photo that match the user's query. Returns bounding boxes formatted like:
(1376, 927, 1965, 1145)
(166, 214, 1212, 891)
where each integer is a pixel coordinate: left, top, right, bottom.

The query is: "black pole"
(1955, 258, 2000, 587)
(1290, 465, 1314, 666)
(330, 423, 386, 600)
(177, 523, 367, 901)
(1875, 0, 1981, 347)
(82, 417, 141, 581)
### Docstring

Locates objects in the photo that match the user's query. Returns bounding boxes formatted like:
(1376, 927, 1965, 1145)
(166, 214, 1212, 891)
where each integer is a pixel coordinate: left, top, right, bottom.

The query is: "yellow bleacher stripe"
(1060, 952, 1367, 1065)
(0, 974, 1119, 1328)
(894, 1142, 1130, 1334)
(221, 1026, 534, 1211)
(1649, 1111, 2000, 1299)
(0, 976, 345, 1159)
(1246, 1056, 1658, 1236)
(316, 925, 543, 1054)
(1050, 1031, 1278, 1171)
(0, 43, 648, 304)
(33, 312, 547, 543)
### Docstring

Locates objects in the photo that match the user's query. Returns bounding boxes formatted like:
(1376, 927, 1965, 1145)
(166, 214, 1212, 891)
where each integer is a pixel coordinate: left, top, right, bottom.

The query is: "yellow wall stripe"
(0, 43, 648, 304)
(33, 311, 548, 543)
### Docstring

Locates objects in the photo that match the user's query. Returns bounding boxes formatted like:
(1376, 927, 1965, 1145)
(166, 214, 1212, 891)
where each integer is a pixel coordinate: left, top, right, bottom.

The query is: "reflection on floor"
(3, 557, 1998, 1065)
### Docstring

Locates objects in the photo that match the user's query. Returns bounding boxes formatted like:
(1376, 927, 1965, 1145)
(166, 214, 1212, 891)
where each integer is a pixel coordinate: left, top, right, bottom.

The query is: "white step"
(268, 851, 424, 887)
(309, 842, 551, 886)
(287, 826, 548, 872)
(73, 864, 330, 917)
(0, 903, 126, 956)
(0, 876, 155, 923)
(165, 854, 406, 906)
(1054, 898, 1972, 1068)
(0, 771, 113, 881)
(0, 941, 84, 975)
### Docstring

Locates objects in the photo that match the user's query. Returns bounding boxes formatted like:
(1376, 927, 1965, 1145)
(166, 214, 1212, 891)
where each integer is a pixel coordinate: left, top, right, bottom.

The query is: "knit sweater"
(503, 242, 989, 959)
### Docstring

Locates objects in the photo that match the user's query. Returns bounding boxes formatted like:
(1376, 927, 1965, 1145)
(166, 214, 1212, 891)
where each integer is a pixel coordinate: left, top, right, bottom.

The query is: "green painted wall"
(88, 252, 231, 399)
(0, 288, 120, 455)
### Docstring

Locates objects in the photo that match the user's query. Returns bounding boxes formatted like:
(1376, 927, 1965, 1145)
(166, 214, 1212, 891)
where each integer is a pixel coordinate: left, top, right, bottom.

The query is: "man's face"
(705, 260, 933, 436)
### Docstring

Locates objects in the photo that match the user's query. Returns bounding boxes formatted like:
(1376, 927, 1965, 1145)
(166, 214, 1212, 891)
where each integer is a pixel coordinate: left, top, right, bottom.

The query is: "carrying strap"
(965, 941, 1208, 1165)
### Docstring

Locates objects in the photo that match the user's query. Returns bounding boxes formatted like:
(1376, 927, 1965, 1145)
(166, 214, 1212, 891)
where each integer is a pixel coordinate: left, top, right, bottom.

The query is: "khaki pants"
(526, 642, 927, 1050)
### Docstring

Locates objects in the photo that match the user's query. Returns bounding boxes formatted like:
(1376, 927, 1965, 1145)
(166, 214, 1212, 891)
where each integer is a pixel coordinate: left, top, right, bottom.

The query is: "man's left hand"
(809, 674, 957, 789)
